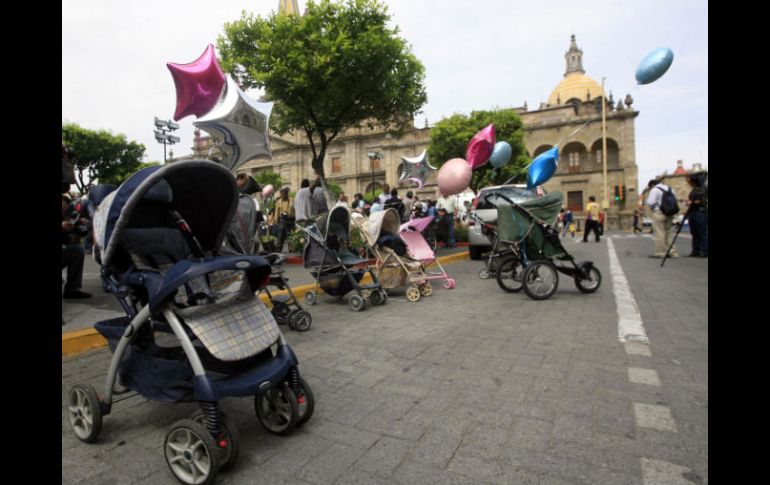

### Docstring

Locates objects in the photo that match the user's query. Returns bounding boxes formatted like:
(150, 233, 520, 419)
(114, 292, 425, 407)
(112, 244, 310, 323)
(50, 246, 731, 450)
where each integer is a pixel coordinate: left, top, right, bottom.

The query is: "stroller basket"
(95, 317, 195, 402)
(312, 269, 365, 295)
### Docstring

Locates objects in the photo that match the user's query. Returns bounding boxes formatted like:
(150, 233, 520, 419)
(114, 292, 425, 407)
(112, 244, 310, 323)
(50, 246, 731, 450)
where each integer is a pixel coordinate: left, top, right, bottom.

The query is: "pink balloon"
(167, 44, 226, 121)
(465, 124, 496, 170)
(262, 184, 274, 198)
(437, 158, 473, 196)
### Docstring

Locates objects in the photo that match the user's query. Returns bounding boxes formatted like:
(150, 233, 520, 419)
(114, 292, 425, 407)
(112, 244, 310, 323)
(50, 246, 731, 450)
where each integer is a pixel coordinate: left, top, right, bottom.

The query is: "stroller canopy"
(94, 160, 238, 268)
(353, 208, 401, 247)
(316, 205, 351, 241)
(518, 192, 564, 225)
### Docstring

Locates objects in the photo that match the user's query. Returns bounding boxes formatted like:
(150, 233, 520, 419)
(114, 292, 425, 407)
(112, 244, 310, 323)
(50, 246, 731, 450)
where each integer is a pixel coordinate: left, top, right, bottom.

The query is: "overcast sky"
(62, 0, 707, 192)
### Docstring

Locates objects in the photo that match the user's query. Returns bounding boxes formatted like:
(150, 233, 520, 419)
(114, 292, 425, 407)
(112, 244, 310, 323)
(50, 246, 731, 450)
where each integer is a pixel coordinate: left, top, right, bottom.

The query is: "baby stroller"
(352, 209, 455, 302)
(484, 190, 602, 300)
(301, 205, 386, 311)
(221, 181, 312, 332)
(471, 193, 563, 280)
(399, 216, 457, 294)
(66, 161, 315, 485)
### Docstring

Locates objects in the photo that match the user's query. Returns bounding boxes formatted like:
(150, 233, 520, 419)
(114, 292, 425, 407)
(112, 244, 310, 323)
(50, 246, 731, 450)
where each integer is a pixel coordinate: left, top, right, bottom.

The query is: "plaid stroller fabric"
(176, 285, 281, 362)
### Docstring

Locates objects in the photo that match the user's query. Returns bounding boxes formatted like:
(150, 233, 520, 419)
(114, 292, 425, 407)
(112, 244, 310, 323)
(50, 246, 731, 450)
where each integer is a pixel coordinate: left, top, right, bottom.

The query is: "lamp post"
(601, 78, 609, 212)
(154, 117, 180, 163)
(367, 150, 382, 198)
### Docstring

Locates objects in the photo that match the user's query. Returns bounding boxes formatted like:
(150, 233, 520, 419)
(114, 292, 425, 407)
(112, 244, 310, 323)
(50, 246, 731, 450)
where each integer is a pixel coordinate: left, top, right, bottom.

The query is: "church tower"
(279, 0, 300, 15)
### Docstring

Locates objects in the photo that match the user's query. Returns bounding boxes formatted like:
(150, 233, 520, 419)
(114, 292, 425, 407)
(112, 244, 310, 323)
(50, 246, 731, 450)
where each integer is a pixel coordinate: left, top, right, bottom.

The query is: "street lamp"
(154, 117, 180, 163)
(367, 150, 382, 198)
(601, 78, 609, 212)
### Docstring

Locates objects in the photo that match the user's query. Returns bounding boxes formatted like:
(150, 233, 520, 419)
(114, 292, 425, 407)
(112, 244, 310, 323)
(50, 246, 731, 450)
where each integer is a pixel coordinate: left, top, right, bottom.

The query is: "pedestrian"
(598, 210, 605, 237)
(686, 173, 708, 257)
(568, 221, 576, 238)
(384, 188, 406, 221)
(645, 178, 680, 258)
(293, 179, 313, 224)
(562, 208, 574, 237)
(403, 191, 415, 218)
(557, 208, 565, 235)
(310, 179, 329, 216)
(337, 192, 349, 208)
(632, 209, 643, 234)
(271, 187, 295, 252)
(378, 184, 391, 205)
(582, 196, 601, 243)
(62, 194, 92, 300)
(436, 193, 457, 248)
(351, 193, 365, 213)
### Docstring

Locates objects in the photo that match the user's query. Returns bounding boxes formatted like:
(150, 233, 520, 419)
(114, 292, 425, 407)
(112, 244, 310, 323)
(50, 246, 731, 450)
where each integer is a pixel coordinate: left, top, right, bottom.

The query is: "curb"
(62, 250, 470, 358)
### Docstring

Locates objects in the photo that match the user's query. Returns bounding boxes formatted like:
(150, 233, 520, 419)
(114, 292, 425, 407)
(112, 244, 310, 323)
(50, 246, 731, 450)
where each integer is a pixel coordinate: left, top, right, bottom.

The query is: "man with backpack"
(645, 178, 680, 258)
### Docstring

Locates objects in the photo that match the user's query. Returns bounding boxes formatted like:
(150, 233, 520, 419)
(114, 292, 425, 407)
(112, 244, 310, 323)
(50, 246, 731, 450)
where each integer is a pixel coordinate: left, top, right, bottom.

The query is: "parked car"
(467, 184, 542, 260)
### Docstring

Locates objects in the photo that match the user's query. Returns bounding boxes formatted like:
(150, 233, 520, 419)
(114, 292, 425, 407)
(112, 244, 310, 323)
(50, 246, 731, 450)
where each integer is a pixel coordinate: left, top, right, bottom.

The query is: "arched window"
(590, 139, 620, 168)
(561, 142, 587, 174)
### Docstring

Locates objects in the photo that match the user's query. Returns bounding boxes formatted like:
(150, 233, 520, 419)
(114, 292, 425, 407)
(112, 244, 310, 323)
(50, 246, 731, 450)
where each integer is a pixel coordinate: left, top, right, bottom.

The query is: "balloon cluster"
(167, 44, 273, 171)
(398, 150, 438, 189)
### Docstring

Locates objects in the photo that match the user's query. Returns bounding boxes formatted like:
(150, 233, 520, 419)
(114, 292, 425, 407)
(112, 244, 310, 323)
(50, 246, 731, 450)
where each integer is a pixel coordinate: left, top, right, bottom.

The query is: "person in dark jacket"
(686, 173, 708, 257)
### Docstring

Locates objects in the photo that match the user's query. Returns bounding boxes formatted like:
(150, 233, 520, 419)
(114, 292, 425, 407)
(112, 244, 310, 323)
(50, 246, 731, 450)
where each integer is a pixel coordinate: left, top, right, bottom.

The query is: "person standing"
(686, 173, 708, 257)
(403, 191, 415, 219)
(436, 193, 458, 248)
(384, 188, 406, 221)
(310, 179, 329, 216)
(62, 194, 92, 300)
(351, 193, 365, 213)
(378, 184, 391, 205)
(645, 179, 680, 258)
(294, 179, 313, 224)
(562, 208, 574, 237)
(583, 196, 601, 243)
(632, 209, 643, 234)
(271, 187, 295, 252)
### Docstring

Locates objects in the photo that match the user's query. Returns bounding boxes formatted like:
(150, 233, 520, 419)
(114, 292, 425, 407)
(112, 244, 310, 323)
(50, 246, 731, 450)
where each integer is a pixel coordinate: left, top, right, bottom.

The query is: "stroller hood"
(94, 160, 238, 268)
(316, 205, 351, 240)
(352, 208, 401, 247)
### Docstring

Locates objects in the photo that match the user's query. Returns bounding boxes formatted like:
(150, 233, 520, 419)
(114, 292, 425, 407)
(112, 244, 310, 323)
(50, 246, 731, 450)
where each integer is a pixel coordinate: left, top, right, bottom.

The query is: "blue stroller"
(66, 161, 314, 485)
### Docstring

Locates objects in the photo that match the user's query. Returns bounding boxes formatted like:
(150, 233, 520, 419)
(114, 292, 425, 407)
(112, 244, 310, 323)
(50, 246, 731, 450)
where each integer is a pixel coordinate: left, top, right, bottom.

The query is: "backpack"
(656, 186, 679, 216)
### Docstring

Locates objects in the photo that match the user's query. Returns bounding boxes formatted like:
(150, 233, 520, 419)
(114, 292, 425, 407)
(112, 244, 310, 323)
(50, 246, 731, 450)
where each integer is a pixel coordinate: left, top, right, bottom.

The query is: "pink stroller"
(399, 216, 457, 294)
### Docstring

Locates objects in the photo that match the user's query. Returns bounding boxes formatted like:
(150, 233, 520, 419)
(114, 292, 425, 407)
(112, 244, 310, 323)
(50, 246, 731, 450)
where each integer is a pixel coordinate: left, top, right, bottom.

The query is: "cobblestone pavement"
(62, 233, 707, 485)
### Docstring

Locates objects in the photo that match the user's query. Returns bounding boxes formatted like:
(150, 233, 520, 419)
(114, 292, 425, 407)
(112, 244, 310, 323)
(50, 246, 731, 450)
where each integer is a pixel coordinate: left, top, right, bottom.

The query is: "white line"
(607, 238, 649, 344)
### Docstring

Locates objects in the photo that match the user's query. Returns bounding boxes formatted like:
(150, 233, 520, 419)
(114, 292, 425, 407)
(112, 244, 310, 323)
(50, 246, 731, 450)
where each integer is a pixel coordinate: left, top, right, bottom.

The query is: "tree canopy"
(217, 0, 427, 204)
(427, 109, 530, 193)
(62, 122, 146, 193)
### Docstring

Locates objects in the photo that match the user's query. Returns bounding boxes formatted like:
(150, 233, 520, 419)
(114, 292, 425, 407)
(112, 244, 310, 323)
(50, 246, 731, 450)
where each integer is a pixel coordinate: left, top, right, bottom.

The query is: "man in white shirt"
(436, 193, 458, 248)
(378, 184, 391, 205)
(294, 179, 313, 224)
(645, 179, 679, 258)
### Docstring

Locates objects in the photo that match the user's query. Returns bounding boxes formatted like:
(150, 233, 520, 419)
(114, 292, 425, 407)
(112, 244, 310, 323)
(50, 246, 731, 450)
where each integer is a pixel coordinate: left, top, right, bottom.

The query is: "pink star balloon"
(167, 44, 226, 121)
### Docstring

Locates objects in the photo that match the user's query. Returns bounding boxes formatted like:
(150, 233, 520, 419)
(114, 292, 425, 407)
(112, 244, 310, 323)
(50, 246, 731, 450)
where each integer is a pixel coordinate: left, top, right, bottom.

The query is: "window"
(567, 191, 583, 212)
(568, 152, 581, 173)
(332, 157, 342, 173)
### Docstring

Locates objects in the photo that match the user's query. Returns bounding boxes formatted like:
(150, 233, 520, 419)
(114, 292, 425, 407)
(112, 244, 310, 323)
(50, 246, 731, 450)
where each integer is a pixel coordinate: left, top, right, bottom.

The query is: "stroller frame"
(482, 191, 602, 300)
(258, 252, 312, 331)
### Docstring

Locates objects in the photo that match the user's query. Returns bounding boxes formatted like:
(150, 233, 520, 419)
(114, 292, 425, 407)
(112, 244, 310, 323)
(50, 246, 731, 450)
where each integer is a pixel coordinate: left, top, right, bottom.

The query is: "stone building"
(190, 30, 641, 229)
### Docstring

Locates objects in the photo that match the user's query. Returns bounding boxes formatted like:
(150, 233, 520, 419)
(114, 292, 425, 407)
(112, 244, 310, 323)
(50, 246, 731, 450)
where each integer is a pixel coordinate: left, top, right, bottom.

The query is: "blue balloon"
(527, 146, 558, 189)
(489, 141, 512, 168)
(635, 47, 674, 85)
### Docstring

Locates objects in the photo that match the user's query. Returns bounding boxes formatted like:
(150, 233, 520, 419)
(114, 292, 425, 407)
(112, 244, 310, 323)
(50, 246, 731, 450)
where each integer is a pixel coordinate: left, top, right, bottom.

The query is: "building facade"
(190, 34, 641, 229)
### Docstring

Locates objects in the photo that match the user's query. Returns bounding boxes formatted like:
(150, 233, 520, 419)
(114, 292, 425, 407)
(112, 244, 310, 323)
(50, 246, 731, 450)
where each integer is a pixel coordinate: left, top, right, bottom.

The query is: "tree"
(217, 0, 427, 207)
(427, 109, 530, 194)
(62, 122, 146, 193)
(252, 170, 284, 190)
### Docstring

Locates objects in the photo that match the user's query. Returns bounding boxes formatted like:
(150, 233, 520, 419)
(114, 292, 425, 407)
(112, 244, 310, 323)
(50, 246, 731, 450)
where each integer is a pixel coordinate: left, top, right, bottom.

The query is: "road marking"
(628, 367, 661, 386)
(606, 238, 649, 344)
(633, 403, 678, 432)
(641, 458, 698, 485)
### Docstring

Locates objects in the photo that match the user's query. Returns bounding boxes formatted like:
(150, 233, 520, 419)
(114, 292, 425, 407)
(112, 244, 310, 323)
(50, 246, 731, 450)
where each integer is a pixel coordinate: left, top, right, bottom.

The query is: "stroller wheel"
(370, 289, 388, 305)
(406, 285, 421, 302)
(190, 411, 240, 471)
(478, 268, 491, 279)
(304, 291, 317, 306)
(293, 377, 316, 426)
(496, 257, 525, 293)
(419, 282, 433, 296)
(443, 278, 456, 290)
(67, 384, 103, 443)
(349, 294, 367, 311)
(575, 264, 602, 293)
(290, 310, 312, 332)
(286, 309, 299, 330)
(522, 261, 559, 300)
(164, 419, 221, 485)
(255, 383, 298, 436)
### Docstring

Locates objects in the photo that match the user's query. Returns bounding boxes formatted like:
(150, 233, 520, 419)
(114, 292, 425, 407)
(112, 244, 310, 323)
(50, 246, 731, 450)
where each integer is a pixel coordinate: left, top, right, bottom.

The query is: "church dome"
(548, 73, 605, 106)
(547, 35, 605, 106)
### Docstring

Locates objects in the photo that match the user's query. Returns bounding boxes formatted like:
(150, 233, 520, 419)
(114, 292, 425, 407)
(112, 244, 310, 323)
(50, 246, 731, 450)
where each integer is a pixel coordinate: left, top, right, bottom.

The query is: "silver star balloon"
(398, 149, 438, 188)
(194, 76, 273, 171)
